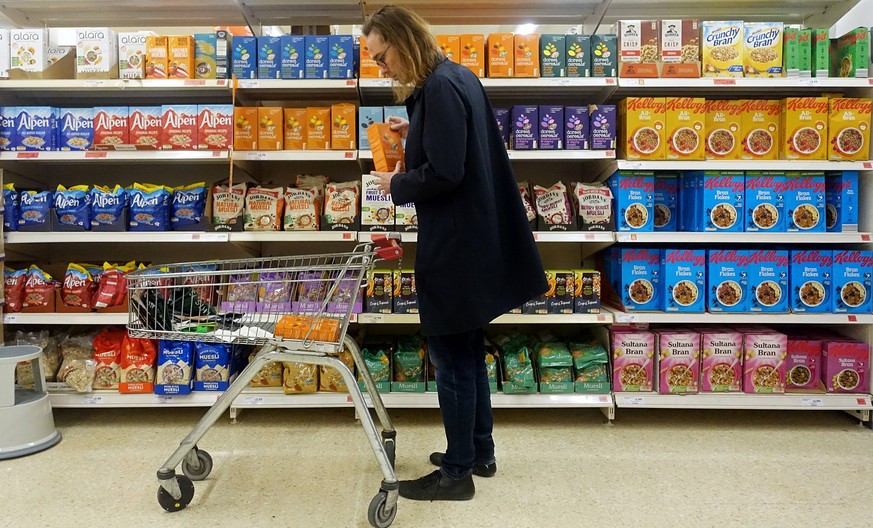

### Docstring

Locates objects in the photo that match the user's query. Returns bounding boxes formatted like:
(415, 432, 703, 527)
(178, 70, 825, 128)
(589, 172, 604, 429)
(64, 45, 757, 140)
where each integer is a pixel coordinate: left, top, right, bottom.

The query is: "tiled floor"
(3, 406, 873, 528)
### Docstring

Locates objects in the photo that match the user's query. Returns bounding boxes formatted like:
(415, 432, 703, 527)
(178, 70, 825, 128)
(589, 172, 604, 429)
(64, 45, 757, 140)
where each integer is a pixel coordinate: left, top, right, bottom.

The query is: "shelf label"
(347, 394, 373, 406)
(83, 80, 106, 88)
(85, 151, 108, 158)
(847, 315, 858, 323)
(16, 152, 39, 159)
(212, 150, 224, 157)
(345, 80, 356, 86)
(605, 150, 616, 158)
(857, 398, 867, 406)
(154, 395, 175, 404)
(238, 80, 260, 89)
(622, 396, 645, 405)
(344, 151, 355, 159)
(242, 396, 264, 405)
(190, 233, 229, 242)
(864, 162, 872, 169)
(862, 234, 871, 242)
(598, 395, 610, 403)
(532, 232, 539, 241)
(342, 232, 354, 240)
(798, 78, 819, 87)
(184, 80, 206, 86)
(801, 398, 824, 407)
(713, 78, 736, 85)
(622, 161, 642, 169)
(4, 315, 16, 323)
(605, 78, 616, 85)
(584, 233, 596, 241)
(244, 152, 267, 160)
(83, 396, 103, 405)
(597, 315, 607, 322)
(549, 78, 571, 86)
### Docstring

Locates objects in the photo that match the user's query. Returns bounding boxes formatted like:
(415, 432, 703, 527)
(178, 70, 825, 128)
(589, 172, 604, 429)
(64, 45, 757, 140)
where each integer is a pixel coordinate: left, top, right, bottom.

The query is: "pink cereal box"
(822, 340, 869, 393)
(700, 328, 743, 392)
(786, 336, 823, 392)
(611, 328, 655, 392)
(743, 330, 787, 393)
(162, 104, 198, 150)
(92, 106, 129, 149)
(656, 329, 700, 393)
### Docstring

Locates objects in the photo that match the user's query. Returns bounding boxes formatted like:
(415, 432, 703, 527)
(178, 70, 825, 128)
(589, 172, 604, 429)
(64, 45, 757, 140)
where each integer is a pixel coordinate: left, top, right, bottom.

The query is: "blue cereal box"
(511, 105, 538, 150)
(745, 171, 785, 232)
(790, 250, 832, 313)
(280, 35, 305, 79)
(654, 173, 678, 231)
(231, 36, 256, 79)
(383, 105, 409, 147)
(607, 170, 654, 232)
(662, 249, 706, 312)
(784, 171, 825, 232)
(701, 171, 744, 232)
(0, 107, 18, 150)
(304, 35, 329, 79)
(748, 249, 790, 313)
(155, 340, 194, 395)
(614, 248, 661, 311)
(13, 107, 57, 151)
(538, 105, 564, 150)
(57, 108, 93, 151)
(707, 249, 749, 312)
(564, 106, 589, 150)
(832, 250, 873, 314)
(328, 35, 353, 78)
(194, 342, 234, 391)
(257, 36, 281, 79)
(825, 170, 858, 232)
(493, 107, 510, 148)
(358, 106, 383, 150)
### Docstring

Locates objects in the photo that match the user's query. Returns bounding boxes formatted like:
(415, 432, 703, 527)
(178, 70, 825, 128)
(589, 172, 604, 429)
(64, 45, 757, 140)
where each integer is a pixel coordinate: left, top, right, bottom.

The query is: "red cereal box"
(129, 106, 163, 149)
(92, 107, 130, 150)
(162, 104, 198, 150)
(197, 104, 233, 150)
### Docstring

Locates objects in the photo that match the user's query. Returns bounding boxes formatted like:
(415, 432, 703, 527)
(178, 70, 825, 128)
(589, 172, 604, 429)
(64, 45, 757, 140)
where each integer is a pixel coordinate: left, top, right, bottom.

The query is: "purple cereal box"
(511, 105, 538, 150)
(745, 171, 785, 232)
(564, 106, 589, 150)
(786, 337, 823, 391)
(784, 171, 826, 232)
(701, 329, 743, 392)
(611, 328, 655, 391)
(707, 250, 748, 313)
(832, 250, 873, 313)
(701, 171, 744, 232)
(662, 249, 706, 312)
(656, 329, 700, 393)
(822, 340, 869, 393)
(538, 105, 564, 150)
(790, 250, 831, 313)
(493, 107, 509, 149)
(748, 249, 789, 313)
(588, 104, 616, 150)
(743, 330, 787, 393)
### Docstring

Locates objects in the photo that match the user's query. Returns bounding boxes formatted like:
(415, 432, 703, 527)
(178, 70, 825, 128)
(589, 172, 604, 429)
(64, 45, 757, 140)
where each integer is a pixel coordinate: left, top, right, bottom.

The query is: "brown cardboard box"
(283, 108, 307, 150)
(330, 103, 356, 150)
(619, 20, 660, 63)
(460, 34, 485, 77)
(306, 107, 331, 150)
(487, 33, 514, 78)
(514, 34, 540, 77)
(233, 107, 258, 151)
(7, 51, 75, 80)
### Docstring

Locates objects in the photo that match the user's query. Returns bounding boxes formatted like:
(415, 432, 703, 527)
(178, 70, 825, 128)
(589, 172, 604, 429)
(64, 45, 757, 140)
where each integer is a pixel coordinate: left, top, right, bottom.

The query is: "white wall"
(831, 0, 873, 37)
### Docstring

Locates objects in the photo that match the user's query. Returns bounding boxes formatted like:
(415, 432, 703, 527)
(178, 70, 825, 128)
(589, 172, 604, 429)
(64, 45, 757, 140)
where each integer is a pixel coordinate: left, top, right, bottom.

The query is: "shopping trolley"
(127, 235, 402, 528)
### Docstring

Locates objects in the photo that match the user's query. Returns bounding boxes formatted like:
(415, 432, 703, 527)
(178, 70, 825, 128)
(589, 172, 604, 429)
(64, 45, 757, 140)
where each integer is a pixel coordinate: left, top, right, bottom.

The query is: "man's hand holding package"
(371, 161, 403, 196)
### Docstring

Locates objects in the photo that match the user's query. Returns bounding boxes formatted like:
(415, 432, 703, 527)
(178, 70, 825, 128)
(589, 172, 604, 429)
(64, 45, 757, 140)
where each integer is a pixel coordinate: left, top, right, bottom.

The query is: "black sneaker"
(398, 469, 475, 501)
(429, 452, 497, 478)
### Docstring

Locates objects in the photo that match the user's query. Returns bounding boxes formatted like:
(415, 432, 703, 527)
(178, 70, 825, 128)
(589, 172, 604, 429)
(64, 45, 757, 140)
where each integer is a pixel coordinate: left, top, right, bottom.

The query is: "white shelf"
(0, 150, 229, 162)
(617, 77, 873, 90)
(358, 231, 417, 243)
(606, 308, 873, 325)
(0, 79, 231, 92)
(614, 392, 873, 411)
(228, 231, 359, 242)
(234, 79, 357, 90)
(480, 78, 617, 89)
(4, 313, 127, 325)
(507, 150, 615, 160)
(48, 388, 220, 408)
(5, 231, 229, 244)
(616, 160, 873, 171)
(533, 231, 614, 243)
(615, 232, 872, 244)
(235, 150, 357, 161)
(356, 313, 612, 324)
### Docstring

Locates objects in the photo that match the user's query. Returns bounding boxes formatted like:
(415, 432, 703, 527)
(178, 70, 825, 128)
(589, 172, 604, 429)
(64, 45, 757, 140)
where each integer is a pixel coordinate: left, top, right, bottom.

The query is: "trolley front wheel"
(181, 449, 213, 481)
(157, 475, 194, 512)
(367, 491, 397, 528)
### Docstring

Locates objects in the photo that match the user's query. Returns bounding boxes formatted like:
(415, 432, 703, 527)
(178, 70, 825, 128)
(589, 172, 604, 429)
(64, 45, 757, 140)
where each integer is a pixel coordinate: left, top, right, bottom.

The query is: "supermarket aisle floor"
(3, 407, 873, 528)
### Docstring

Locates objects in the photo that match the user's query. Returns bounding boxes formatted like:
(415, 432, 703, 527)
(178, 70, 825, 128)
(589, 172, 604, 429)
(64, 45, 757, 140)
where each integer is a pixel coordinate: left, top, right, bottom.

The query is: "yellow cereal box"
(330, 103, 356, 150)
(459, 34, 485, 77)
(437, 35, 461, 63)
(359, 35, 382, 79)
(619, 97, 666, 160)
(743, 23, 783, 77)
(740, 100, 780, 160)
(828, 98, 871, 161)
(283, 108, 307, 150)
(168, 36, 195, 79)
(257, 107, 283, 150)
(305, 107, 331, 150)
(702, 21, 744, 77)
(487, 33, 514, 78)
(665, 97, 705, 160)
(781, 97, 828, 160)
(145, 35, 168, 79)
(514, 34, 540, 77)
(705, 100, 743, 160)
(233, 107, 258, 151)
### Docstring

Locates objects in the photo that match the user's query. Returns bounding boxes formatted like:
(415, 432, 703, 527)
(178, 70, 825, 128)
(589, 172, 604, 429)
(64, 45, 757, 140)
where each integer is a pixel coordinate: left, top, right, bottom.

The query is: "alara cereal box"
(702, 21, 744, 76)
(828, 98, 870, 161)
(619, 97, 666, 160)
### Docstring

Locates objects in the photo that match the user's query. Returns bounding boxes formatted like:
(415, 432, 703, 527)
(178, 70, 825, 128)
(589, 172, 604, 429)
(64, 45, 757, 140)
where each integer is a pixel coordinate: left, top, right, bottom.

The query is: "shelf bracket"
(234, 0, 261, 37)
(582, 0, 613, 36)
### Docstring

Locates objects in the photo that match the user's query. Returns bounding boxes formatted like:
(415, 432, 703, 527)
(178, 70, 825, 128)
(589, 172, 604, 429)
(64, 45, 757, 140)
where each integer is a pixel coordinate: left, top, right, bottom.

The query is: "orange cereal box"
(665, 97, 705, 160)
(705, 100, 743, 160)
(330, 103, 356, 150)
(460, 34, 485, 77)
(828, 98, 871, 161)
(487, 33, 514, 78)
(514, 34, 540, 77)
(367, 123, 405, 173)
(145, 35, 168, 79)
(781, 97, 828, 160)
(168, 36, 194, 79)
(740, 100, 780, 160)
(359, 35, 382, 78)
(619, 97, 666, 160)
(283, 108, 307, 150)
(233, 107, 258, 151)
(305, 107, 331, 150)
(257, 107, 283, 150)
(437, 35, 461, 63)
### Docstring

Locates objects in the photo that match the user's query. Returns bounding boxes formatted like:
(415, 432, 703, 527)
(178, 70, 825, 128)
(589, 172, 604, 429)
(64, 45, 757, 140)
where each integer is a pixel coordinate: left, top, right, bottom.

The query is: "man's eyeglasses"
(373, 44, 391, 67)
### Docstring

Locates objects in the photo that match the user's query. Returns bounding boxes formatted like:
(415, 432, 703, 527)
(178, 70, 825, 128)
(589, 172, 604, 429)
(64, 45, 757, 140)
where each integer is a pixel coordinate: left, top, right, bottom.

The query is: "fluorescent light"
(515, 24, 538, 35)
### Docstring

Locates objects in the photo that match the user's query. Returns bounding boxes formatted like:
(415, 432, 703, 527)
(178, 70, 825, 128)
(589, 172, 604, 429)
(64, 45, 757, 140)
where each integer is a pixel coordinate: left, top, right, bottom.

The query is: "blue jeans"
(427, 327, 495, 479)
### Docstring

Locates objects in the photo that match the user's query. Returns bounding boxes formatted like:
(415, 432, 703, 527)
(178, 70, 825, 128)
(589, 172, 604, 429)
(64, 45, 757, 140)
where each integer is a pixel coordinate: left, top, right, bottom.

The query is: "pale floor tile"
(2, 407, 873, 528)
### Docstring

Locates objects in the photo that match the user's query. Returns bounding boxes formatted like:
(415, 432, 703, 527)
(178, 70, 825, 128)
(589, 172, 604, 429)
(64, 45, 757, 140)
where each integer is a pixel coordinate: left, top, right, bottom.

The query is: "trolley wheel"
(383, 439, 395, 469)
(157, 475, 194, 513)
(368, 491, 397, 528)
(181, 449, 213, 481)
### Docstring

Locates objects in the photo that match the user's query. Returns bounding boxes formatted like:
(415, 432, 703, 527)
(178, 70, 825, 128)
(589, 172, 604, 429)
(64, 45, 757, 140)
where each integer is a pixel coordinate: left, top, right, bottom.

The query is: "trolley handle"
(371, 233, 402, 261)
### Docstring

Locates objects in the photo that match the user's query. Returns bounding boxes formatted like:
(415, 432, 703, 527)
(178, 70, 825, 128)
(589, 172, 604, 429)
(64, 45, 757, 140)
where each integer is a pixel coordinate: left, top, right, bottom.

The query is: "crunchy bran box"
(168, 36, 194, 79)
(436, 35, 461, 63)
(460, 34, 485, 77)
(330, 103, 356, 150)
(665, 97, 705, 160)
(161, 104, 198, 150)
(618, 20, 660, 63)
(705, 100, 743, 160)
(611, 328, 655, 391)
(257, 107, 283, 150)
(781, 97, 828, 160)
(740, 100, 780, 160)
(828, 98, 871, 161)
(743, 22, 783, 77)
(701, 329, 743, 392)
(743, 331, 787, 394)
(790, 250, 832, 313)
(305, 107, 330, 150)
(702, 21, 744, 76)
(786, 337, 823, 391)
(514, 34, 539, 77)
(283, 108, 307, 150)
(662, 249, 706, 312)
(146, 35, 168, 79)
(832, 250, 873, 314)
(707, 250, 749, 312)
(486, 33, 514, 78)
(660, 19, 700, 64)
(93, 107, 129, 149)
(822, 340, 869, 393)
(233, 107, 258, 151)
(197, 104, 232, 150)
(748, 250, 790, 313)
(745, 171, 785, 232)
(619, 97, 666, 160)
(129, 106, 162, 149)
(656, 329, 700, 393)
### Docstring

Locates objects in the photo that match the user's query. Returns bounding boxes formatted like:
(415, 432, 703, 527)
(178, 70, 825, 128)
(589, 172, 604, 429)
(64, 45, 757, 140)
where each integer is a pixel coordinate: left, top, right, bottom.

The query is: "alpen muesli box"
(656, 329, 700, 393)
(707, 249, 749, 312)
(748, 249, 789, 313)
(822, 340, 869, 393)
(832, 250, 873, 313)
(700, 329, 743, 392)
(662, 249, 705, 312)
(12, 107, 56, 151)
(784, 171, 825, 232)
(825, 170, 858, 232)
(128, 106, 162, 149)
(57, 108, 93, 151)
(745, 171, 785, 232)
(197, 104, 232, 150)
(790, 250, 832, 313)
(743, 330, 787, 393)
(611, 327, 655, 391)
(608, 170, 654, 232)
(161, 105, 198, 150)
(93, 106, 128, 149)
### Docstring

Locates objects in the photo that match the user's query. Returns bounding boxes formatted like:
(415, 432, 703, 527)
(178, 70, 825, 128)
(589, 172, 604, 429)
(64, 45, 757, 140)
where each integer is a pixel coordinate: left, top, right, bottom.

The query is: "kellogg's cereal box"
(486, 33, 514, 78)
(825, 170, 858, 232)
(790, 250, 832, 313)
(610, 327, 655, 391)
(665, 97, 705, 160)
(748, 250, 790, 313)
(822, 340, 869, 393)
(607, 170, 654, 232)
(93, 107, 128, 149)
(653, 173, 678, 231)
(812, 29, 830, 78)
(785, 337, 823, 391)
(460, 34, 485, 77)
(837, 27, 869, 78)
(828, 98, 870, 161)
(701, 171, 744, 232)
(745, 171, 785, 232)
(702, 21, 744, 76)
(661, 249, 705, 312)
(705, 100, 743, 160)
(700, 329, 743, 391)
(832, 250, 873, 313)
(197, 104, 232, 150)
(128, 106, 162, 149)
(743, 330, 787, 393)
(57, 108, 93, 151)
(656, 329, 700, 393)
(740, 100, 780, 160)
(781, 97, 828, 160)
(609, 247, 661, 311)
(707, 250, 749, 312)
(660, 19, 700, 64)
(784, 171, 825, 232)
(161, 105, 197, 150)
(619, 97, 666, 160)
(743, 23, 783, 77)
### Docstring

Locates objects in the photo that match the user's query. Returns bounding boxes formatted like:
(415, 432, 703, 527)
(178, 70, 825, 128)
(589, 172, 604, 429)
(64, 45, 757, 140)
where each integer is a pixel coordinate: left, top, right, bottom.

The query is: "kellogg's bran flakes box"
(707, 250, 749, 312)
(701, 171, 744, 232)
(740, 100, 780, 160)
(781, 97, 828, 160)
(662, 249, 705, 312)
(701, 329, 743, 392)
(197, 104, 232, 150)
(610, 327, 655, 391)
(790, 250, 832, 313)
(786, 336, 823, 391)
(619, 97, 666, 160)
(743, 22, 783, 77)
(825, 170, 858, 232)
(832, 250, 873, 313)
(612, 248, 661, 311)
(828, 98, 870, 161)
(705, 100, 743, 160)
(161, 105, 198, 150)
(653, 173, 678, 231)
(129, 106, 162, 149)
(665, 97, 705, 160)
(743, 330, 787, 393)
(745, 171, 785, 232)
(784, 171, 825, 232)
(702, 21, 744, 76)
(822, 340, 869, 393)
(93, 107, 129, 149)
(608, 170, 654, 232)
(656, 329, 700, 393)
(748, 250, 790, 313)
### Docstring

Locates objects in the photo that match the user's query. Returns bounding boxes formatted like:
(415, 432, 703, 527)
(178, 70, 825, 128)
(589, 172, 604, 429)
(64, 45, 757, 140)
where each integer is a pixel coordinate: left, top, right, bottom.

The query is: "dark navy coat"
(390, 58, 548, 336)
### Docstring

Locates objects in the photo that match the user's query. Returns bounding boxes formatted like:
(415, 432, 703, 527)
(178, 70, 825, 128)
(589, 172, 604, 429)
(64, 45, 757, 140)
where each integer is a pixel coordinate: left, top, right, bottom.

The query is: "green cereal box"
(591, 34, 617, 77)
(812, 29, 830, 77)
(540, 34, 567, 77)
(783, 27, 800, 76)
(798, 29, 812, 77)
(566, 35, 591, 77)
(837, 27, 870, 77)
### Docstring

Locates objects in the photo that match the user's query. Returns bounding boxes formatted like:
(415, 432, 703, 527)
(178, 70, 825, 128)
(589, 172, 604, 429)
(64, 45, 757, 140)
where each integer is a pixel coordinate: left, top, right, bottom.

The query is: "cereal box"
(129, 106, 163, 149)
(612, 248, 661, 311)
(832, 250, 873, 313)
(57, 108, 93, 151)
(215, 30, 230, 79)
(161, 105, 197, 150)
(702, 21, 744, 76)
(367, 123, 404, 172)
(283, 108, 307, 150)
(743, 331, 787, 393)
(798, 29, 813, 76)
(146, 35, 168, 79)
(280, 35, 305, 79)
(257, 107, 283, 150)
(572, 269, 601, 313)
(538, 106, 564, 150)
(740, 99, 780, 160)
(231, 36, 256, 79)
(564, 106, 589, 150)
(701, 171, 744, 232)
(494, 107, 510, 148)
(660, 19, 700, 64)
(487, 33, 514, 78)
(193, 342, 234, 392)
(511, 105, 538, 150)
(665, 97, 705, 160)
(611, 328, 655, 391)
(653, 173, 677, 231)
(193, 33, 217, 79)
(656, 329, 699, 393)
(358, 107, 382, 151)
(619, 97, 666, 160)
(393, 270, 418, 314)
(828, 98, 871, 162)
(705, 100, 743, 160)
(197, 104, 232, 150)
(257, 36, 281, 79)
(781, 97, 828, 160)
(93, 107, 129, 149)
(745, 171, 785, 232)
(608, 170, 654, 232)
(662, 249, 705, 312)
(0, 107, 18, 150)
(167, 36, 194, 79)
(10, 29, 48, 73)
(566, 35, 590, 77)
(837, 27, 869, 78)
(790, 250, 832, 313)
(618, 20, 659, 63)
(361, 174, 394, 230)
(700, 329, 743, 391)
(330, 103, 356, 150)
(546, 270, 574, 314)
(233, 107, 257, 151)
(707, 250, 749, 312)
(365, 269, 393, 313)
(591, 35, 617, 77)
(784, 171, 825, 232)
(540, 34, 566, 77)
(785, 337, 823, 391)
(383, 106, 408, 147)
(328, 35, 353, 79)
(589, 105, 616, 150)
(358, 35, 381, 79)
(0, 30, 9, 77)
(460, 34, 485, 77)
(825, 170, 858, 232)
(305, 107, 330, 150)
(118, 32, 150, 79)
(436, 35, 461, 63)
(813, 29, 830, 77)
(395, 201, 417, 231)
(514, 34, 539, 77)
(748, 250, 790, 313)
(743, 23, 783, 77)
(822, 340, 869, 393)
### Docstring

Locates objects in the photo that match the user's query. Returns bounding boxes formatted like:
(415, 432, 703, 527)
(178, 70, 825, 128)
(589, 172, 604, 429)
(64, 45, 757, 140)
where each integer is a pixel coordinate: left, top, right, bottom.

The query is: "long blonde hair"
(362, 5, 443, 102)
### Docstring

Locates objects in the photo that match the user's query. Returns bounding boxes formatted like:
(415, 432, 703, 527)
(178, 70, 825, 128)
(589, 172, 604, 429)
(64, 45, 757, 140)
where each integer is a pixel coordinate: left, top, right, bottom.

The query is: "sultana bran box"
(665, 97, 705, 160)
(828, 98, 871, 161)
(619, 97, 666, 160)
(781, 97, 828, 160)
(705, 100, 743, 160)
(740, 100, 780, 160)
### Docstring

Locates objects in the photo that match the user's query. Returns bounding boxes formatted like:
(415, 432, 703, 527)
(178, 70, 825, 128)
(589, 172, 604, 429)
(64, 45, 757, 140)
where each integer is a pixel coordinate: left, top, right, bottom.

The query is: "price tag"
(370, 79, 393, 87)
(243, 396, 264, 405)
(798, 78, 819, 87)
(605, 150, 616, 158)
(605, 78, 616, 85)
(532, 232, 539, 241)
(598, 395, 610, 403)
(349, 313, 357, 323)
(245, 152, 267, 160)
(617, 312, 637, 323)
(713, 78, 737, 85)
(84, 80, 106, 87)
(154, 395, 175, 404)
(869, 79, 873, 86)
(549, 79, 571, 86)
(114, 144, 137, 151)
(862, 234, 871, 242)
(238, 80, 260, 89)
(4, 315, 16, 323)
(597, 315, 607, 322)
(584, 233, 595, 241)
(212, 150, 224, 157)
(16, 152, 39, 159)
(622, 161, 642, 169)
(190, 233, 229, 242)
(622, 396, 645, 405)
(85, 151, 108, 158)
(848, 315, 858, 323)
(801, 398, 824, 407)
(342, 232, 354, 240)
(365, 314, 385, 324)
(344, 151, 355, 159)
(345, 80, 357, 87)
(857, 398, 867, 406)
(184, 79, 206, 86)
(864, 162, 872, 169)
(83, 396, 103, 405)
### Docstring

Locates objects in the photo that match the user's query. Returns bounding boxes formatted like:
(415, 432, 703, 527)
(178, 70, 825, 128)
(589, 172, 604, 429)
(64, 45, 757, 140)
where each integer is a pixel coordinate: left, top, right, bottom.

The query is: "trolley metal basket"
(127, 236, 402, 528)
